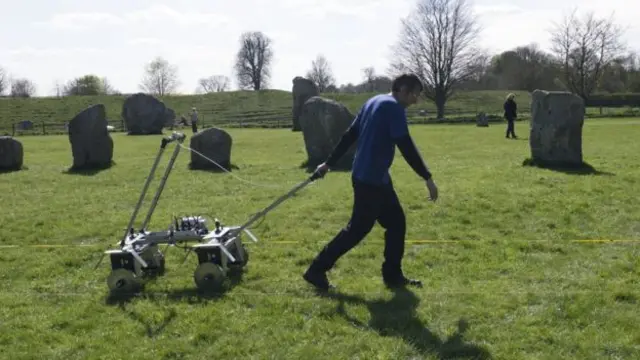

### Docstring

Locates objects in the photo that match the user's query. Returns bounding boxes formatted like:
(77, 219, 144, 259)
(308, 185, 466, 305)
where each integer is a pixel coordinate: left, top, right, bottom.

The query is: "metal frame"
(99, 131, 324, 294)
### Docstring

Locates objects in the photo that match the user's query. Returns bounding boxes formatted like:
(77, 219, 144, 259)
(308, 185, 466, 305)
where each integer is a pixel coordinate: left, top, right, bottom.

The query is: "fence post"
(12, 123, 15, 137)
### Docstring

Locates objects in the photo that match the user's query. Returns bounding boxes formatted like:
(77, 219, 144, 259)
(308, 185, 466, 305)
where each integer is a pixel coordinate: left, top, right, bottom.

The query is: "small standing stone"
(0, 136, 24, 171)
(189, 127, 233, 171)
(68, 104, 114, 170)
(476, 112, 489, 127)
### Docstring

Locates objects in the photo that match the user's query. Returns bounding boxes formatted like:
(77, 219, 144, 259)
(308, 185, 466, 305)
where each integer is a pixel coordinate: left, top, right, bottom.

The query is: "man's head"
(391, 74, 423, 108)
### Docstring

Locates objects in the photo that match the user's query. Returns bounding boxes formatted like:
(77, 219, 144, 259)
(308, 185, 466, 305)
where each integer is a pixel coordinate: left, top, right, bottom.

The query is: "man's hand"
(311, 162, 330, 180)
(426, 178, 438, 201)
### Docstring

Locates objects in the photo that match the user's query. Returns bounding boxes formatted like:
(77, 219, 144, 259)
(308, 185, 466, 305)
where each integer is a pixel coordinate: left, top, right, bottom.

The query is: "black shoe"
(384, 276, 423, 289)
(303, 268, 334, 292)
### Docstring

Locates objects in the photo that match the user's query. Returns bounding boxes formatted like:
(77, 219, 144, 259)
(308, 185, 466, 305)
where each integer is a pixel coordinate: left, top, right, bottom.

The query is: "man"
(303, 73, 438, 292)
(503, 93, 517, 139)
(190, 107, 199, 134)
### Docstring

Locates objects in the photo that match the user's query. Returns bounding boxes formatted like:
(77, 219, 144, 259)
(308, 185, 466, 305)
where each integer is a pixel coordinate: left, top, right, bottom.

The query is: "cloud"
(275, 0, 400, 20)
(33, 4, 231, 30)
(127, 38, 162, 46)
(474, 4, 523, 16)
(7, 46, 108, 58)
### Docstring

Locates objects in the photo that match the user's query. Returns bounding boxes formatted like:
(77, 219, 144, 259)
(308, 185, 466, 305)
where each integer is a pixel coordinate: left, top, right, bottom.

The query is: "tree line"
(0, 0, 637, 117)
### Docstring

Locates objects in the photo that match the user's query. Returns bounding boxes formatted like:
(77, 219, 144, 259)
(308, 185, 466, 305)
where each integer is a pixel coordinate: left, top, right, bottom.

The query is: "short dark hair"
(391, 73, 423, 93)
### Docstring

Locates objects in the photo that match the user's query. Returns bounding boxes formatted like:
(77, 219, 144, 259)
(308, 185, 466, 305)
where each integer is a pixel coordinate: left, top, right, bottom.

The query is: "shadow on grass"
(0, 165, 27, 174)
(522, 158, 614, 176)
(119, 305, 177, 338)
(104, 269, 245, 306)
(62, 161, 115, 176)
(188, 161, 240, 173)
(323, 288, 492, 359)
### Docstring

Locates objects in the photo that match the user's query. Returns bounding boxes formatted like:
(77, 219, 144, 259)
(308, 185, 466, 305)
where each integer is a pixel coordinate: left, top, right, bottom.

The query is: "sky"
(1, 0, 639, 96)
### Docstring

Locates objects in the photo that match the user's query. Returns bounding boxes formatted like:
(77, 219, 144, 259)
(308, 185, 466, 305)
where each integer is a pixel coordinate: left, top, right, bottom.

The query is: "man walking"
(303, 73, 438, 292)
(503, 93, 517, 139)
(190, 107, 199, 134)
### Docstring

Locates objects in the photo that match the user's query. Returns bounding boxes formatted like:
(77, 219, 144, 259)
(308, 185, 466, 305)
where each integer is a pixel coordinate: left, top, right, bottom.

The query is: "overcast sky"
(1, 0, 639, 96)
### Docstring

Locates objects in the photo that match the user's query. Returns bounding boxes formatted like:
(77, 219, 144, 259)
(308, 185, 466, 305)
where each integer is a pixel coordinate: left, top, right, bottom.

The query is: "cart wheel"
(158, 256, 166, 275)
(107, 268, 139, 294)
(228, 245, 249, 273)
(241, 245, 249, 264)
(194, 262, 226, 291)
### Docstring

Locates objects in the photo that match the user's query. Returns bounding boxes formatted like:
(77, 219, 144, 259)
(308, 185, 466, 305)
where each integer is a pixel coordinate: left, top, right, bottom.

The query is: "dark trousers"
(192, 122, 198, 133)
(506, 119, 516, 138)
(308, 177, 407, 280)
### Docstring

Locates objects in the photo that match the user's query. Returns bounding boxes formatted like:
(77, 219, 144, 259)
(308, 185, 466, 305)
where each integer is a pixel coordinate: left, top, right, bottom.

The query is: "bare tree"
(139, 56, 180, 96)
(0, 66, 7, 95)
(101, 77, 118, 95)
(10, 78, 36, 97)
(52, 80, 65, 97)
(549, 9, 625, 99)
(362, 67, 376, 91)
(234, 31, 274, 90)
(305, 54, 336, 92)
(390, 0, 481, 119)
(197, 75, 230, 93)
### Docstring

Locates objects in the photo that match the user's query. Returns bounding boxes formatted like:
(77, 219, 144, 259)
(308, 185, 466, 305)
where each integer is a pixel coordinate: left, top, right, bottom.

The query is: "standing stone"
(476, 112, 488, 127)
(121, 93, 173, 135)
(299, 96, 356, 170)
(164, 108, 176, 128)
(0, 136, 24, 171)
(529, 90, 585, 166)
(68, 104, 114, 169)
(292, 77, 319, 132)
(189, 127, 233, 171)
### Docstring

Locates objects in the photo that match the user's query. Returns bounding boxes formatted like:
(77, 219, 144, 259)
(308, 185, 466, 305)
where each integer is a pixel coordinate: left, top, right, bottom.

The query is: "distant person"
(303, 73, 438, 292)
(190, 107, 198, 133)
(503, 93, 517, 139)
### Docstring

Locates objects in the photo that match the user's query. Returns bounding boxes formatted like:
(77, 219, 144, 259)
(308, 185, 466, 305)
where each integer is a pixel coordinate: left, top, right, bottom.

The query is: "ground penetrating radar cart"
(95, 131, 324, 294)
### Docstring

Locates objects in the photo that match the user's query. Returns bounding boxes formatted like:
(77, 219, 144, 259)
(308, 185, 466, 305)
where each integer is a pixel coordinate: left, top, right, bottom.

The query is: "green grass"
(3, 89, 638, 135)
(1, 119, 639, 359)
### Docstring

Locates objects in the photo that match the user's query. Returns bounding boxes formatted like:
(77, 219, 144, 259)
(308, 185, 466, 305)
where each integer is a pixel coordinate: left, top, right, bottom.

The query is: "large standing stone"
(0, 136, 23, 171)
(164, 108, 176, 128)
(292, 77, 319, 132)
(189, 127, 233, 171)
(68, 104, 114, 169)
(529, 90, 585, 166)
(299, 96, 356, 170)
(121, 93, 173, 135)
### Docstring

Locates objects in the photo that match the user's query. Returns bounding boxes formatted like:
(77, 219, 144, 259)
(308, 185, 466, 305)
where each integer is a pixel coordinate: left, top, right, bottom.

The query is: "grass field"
(1, 119, 639, 359)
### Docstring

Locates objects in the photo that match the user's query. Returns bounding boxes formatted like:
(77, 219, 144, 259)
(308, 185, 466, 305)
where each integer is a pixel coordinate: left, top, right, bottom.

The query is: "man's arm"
(324, 116, 360, 167)
(396, 135, 432, 181)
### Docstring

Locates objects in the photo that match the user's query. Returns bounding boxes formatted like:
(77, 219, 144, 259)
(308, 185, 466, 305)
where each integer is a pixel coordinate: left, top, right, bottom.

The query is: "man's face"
(398, 86, 421, 107)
